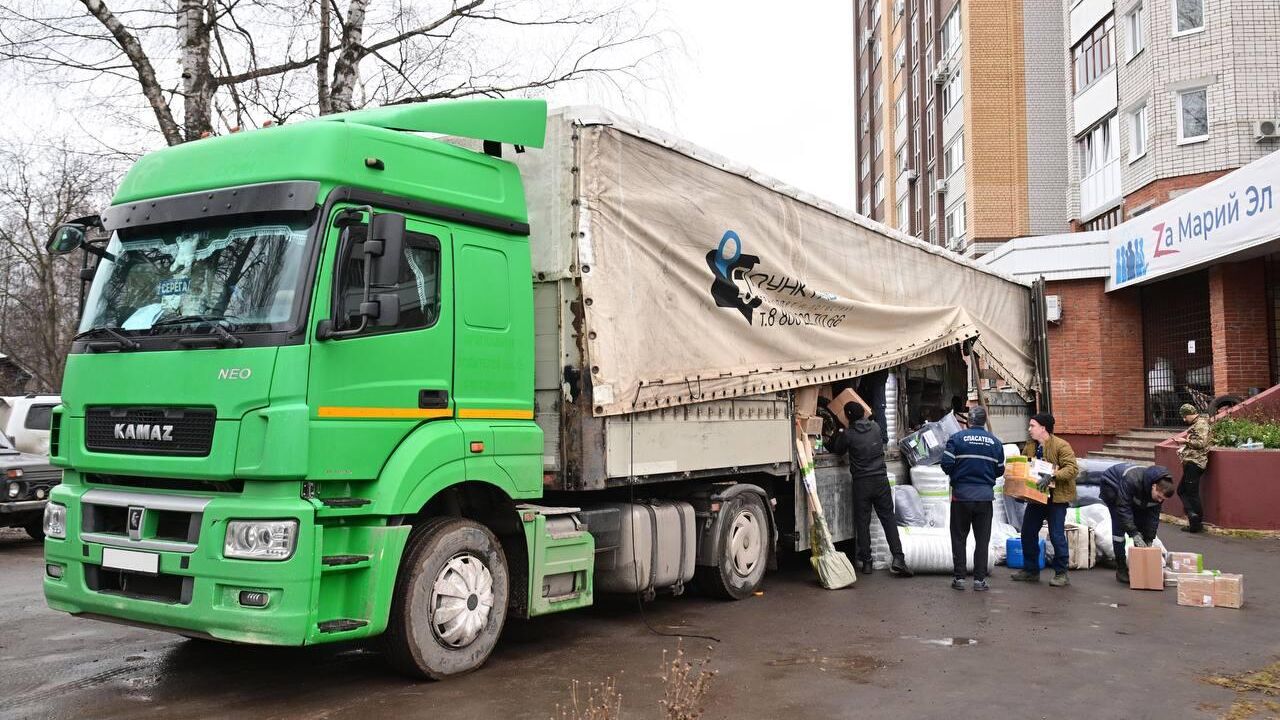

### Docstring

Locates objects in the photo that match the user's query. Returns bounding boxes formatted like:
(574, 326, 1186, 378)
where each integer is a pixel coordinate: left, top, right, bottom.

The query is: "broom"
(795, 421, 856, 589)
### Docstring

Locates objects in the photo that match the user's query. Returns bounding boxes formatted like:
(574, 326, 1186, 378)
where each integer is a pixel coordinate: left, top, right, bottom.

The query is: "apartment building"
(1066, 0, 1280, 229)
(853, 0, 1070, 257)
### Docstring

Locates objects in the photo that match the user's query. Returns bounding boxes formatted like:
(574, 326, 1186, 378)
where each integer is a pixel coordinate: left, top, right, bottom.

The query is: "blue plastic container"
(1006, 537, 1047, 570)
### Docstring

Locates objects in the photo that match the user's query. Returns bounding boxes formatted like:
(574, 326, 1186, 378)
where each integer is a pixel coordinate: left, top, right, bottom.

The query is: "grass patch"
(1202, 660, 1280, 719)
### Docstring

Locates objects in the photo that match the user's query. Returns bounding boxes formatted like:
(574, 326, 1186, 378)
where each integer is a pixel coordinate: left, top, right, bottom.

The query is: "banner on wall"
(1107, 150, 1280, 291)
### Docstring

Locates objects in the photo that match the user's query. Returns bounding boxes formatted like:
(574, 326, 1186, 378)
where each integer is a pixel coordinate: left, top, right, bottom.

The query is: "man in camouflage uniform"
(1176, 403, 1211, 533)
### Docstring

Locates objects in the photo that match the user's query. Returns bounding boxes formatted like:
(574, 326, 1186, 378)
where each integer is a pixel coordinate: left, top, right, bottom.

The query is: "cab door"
(306, 207, 455, 479)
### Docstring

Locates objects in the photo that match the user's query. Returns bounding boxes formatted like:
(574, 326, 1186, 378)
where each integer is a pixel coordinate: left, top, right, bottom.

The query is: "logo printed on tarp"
(706, 230, 762, 323)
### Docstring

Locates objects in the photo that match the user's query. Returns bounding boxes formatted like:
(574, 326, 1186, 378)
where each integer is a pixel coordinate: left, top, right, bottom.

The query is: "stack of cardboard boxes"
(1129, 547, 1245, 609)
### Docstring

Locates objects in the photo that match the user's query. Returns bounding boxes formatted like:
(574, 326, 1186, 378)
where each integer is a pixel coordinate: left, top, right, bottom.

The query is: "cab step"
(317, 619, 368, 633)
(320, 497, 371, 509)
(322, 554, 371, 567)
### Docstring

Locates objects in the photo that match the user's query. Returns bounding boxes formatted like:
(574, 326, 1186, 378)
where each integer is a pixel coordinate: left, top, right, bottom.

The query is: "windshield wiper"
(73, 326, 139, 352)
(152, 314, 244, 349)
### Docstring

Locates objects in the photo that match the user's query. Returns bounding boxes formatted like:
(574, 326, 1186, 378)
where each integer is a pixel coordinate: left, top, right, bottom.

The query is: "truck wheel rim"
(430, 553, 494, 648)
(728, 510, 762, 577)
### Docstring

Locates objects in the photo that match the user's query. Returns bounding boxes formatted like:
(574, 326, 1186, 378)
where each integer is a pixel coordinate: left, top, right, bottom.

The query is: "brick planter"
(1155, 384, 1280, 531)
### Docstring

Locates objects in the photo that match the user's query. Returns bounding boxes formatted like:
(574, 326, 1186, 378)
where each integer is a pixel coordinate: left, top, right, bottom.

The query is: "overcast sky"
(547, 1, 856, 208)
(0, 1, 855, 208)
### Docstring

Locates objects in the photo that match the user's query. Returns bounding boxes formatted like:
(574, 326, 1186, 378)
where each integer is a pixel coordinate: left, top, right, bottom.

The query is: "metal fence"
(1141, 271, 1213, 427)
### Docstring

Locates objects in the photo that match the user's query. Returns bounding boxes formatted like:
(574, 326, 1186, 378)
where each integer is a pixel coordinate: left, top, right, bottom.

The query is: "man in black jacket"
(1100, 463, 1175, 584)
(828, 398, 912, 577)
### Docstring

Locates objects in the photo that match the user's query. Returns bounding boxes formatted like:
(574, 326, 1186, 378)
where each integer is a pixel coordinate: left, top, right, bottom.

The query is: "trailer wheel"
(697, 493, 769, 600)
(384, 516, 509, 680)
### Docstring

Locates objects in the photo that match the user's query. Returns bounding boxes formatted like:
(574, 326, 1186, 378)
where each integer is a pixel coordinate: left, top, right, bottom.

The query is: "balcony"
(1079, 158, 1121, 220)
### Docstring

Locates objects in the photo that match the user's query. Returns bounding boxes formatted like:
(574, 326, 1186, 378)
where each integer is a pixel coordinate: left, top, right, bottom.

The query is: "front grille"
(86, 473, 243, 494)
(85, 565, 192, 605)
(84, 407, 216, 457)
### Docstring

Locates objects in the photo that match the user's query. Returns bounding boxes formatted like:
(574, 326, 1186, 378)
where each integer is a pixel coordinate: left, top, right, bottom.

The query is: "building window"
(895, 90, 907, 130)
(872, 34, 882, 66)
(1174, 0, 1204, 34)
(874, 82, 884, 110)
(944, 133, 964, 177)
(942, 68, 963, 113)
(1125, 4, 1146, 60)
(862, 194, 871, 215)
(946, 201, 966, 243)
(1177, 87, 1209, 142)
(874, 175, 886, 205)
(940, 5, 961, 57)
(1083, 208, 1122, 231)
(897, 148, 910, 174)
(1129, 104, 1148, 160)
(860, 64, 868, 95)
(894, 39, 906, 72)
(1072, 17, 1114, 94)
(871, 0, 881, 26)
(875, 127, 885, 158)
(861, 152, 871, 179)
(897, 197, 910, 230)
(1078, 114, 1118, 177)
(894, 0, 905, 20)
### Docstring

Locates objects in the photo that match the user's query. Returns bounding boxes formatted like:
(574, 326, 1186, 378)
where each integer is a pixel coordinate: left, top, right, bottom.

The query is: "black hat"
(1031, 413, 1056, 434)
(845, 402, 866, 423)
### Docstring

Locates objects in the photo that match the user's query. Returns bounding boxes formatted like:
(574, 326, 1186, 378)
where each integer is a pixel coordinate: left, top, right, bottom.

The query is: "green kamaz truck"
(43, 99, 1047, 678)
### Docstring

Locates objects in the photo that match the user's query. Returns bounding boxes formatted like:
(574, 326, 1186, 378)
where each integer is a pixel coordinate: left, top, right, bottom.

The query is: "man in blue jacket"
(940, 406, 1004, 591)
(1100, 463, 1175, 584)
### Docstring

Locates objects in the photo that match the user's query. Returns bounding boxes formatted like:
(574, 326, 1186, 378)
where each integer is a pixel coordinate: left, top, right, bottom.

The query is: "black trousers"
(950, 501, 993, 580)
(854, 478, 902, 563)
(1178, 462, 1206, 520)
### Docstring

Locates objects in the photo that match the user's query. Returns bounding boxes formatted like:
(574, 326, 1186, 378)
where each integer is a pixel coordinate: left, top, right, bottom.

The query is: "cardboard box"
(1003, 476, 1049, 505)
(1164, 569, 1219, 587)
(1214, 574, 1244, 609)
(798, 415, 824, 436)
(1177, 575, 1215, 607)
(1004, 456, 1031, 481)
(795, 385, 820, 419)
(1128, 547, 1165, 591)
(829, 388, 861, 428)
(1167, 552, 1203, 573)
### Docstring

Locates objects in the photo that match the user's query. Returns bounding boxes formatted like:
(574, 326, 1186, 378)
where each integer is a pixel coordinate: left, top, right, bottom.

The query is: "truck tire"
(1210, 395, 1242, 416)
(697, 493, 769, 600)
(384, 516, 509, 680)
(23, 519, 44, 541)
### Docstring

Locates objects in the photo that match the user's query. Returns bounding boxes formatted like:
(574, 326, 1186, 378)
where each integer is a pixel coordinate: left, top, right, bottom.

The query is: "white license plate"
(102, 547, 160, 575)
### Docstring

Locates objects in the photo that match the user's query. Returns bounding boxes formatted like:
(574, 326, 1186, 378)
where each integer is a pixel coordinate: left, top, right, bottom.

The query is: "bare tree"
(0, 142, 118, 390)
(0, 0, 667, 145)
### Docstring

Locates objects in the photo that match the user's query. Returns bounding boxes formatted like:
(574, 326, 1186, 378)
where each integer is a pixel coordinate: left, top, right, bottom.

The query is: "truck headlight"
(224, 520, 298, 560)
(44, 503, 66, 539)
(6, 481, 20, 498)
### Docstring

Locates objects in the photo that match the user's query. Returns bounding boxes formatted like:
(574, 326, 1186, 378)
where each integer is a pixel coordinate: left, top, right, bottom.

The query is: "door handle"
(419, 389, 450, 409)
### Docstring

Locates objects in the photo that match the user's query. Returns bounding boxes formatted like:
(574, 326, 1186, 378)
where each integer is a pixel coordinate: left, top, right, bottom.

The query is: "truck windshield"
(79, 211, 314, 337)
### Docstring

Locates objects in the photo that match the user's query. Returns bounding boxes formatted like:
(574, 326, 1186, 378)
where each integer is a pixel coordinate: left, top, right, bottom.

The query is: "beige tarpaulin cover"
(564, 117, 1034, 416)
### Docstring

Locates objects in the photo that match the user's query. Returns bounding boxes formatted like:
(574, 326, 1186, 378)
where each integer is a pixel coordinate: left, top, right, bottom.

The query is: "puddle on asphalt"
(767, 653, 886, 682)
(900, 635, 979, 647)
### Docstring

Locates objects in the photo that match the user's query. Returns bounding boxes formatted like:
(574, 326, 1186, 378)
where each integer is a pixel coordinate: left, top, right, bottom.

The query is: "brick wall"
(1045, 278, 1145, 435)
(1123, 169, 1231, 218)
(1210, 262, 1272, 397)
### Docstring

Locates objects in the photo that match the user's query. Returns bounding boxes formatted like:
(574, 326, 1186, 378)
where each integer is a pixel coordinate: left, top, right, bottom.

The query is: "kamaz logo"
(113, 423, 175, 442)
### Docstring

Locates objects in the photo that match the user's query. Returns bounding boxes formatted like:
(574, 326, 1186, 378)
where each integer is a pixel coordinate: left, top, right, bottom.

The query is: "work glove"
(1131, 534, 1148, 548)
(1036, 476, 1052, 493)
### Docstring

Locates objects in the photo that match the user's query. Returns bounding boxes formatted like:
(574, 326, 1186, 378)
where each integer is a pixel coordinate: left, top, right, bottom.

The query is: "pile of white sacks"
(883, 448, 1122, 574)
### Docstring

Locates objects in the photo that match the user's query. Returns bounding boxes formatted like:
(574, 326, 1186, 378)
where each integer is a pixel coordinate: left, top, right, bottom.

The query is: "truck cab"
(43, 99, 577, 679)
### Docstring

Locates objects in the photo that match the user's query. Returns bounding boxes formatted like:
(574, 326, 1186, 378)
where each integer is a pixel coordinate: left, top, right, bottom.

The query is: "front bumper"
(0, 500, 46, 514)
(43, 480, 320, 646)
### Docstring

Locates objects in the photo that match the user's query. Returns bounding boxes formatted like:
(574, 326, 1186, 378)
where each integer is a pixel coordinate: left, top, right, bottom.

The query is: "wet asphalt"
(1, 527, 1277, 720)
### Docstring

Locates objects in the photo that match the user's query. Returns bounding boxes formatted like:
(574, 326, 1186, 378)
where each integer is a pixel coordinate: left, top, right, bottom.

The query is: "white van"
(0, 395, 60, 455)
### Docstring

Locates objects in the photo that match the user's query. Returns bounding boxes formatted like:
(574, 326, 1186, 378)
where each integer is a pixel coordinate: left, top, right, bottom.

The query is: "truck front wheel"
(697, 493, 769, 600)
(384, 516, 510, 680)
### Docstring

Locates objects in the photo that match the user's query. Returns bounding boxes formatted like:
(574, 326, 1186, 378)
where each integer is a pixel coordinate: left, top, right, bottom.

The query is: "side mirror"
(367, 213, 405, 287)
(48, 224, 86, 255)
